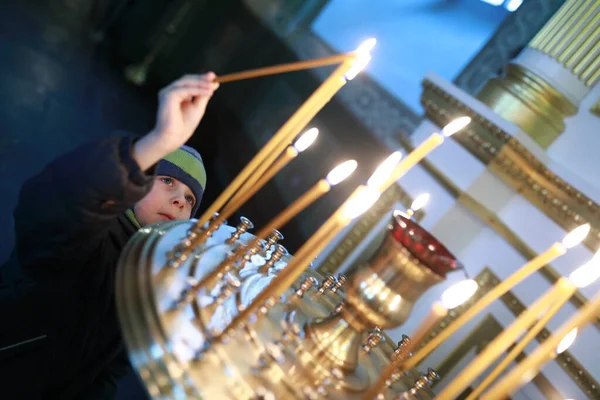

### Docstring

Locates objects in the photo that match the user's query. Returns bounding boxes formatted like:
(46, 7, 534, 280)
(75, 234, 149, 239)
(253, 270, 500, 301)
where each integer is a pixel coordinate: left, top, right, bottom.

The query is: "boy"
(0, 73, 219, 399)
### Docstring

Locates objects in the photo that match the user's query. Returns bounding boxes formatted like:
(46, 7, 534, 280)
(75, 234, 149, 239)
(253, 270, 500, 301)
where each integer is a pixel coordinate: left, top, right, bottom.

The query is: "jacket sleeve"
(13, 134, 156, 269)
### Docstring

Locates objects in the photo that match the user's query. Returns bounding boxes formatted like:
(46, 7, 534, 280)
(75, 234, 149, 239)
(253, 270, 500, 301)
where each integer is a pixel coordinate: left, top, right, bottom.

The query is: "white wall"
(548, 82, 600, 200)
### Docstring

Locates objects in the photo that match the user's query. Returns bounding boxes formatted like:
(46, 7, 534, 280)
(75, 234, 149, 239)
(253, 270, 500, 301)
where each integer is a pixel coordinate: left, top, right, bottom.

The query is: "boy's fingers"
(162, 86, 214, 103)
(171, 81, 219, 91)
(173, 72, 218, 87)
(161, 84, 216, 98)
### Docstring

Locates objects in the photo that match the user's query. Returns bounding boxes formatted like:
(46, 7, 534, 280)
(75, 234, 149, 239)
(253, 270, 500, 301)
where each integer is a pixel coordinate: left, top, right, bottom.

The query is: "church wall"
(548, 83, 600, 200)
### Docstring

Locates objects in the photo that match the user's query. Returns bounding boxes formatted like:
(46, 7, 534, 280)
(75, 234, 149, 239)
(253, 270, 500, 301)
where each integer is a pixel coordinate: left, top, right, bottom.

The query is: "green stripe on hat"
(163, 148, 207, 189)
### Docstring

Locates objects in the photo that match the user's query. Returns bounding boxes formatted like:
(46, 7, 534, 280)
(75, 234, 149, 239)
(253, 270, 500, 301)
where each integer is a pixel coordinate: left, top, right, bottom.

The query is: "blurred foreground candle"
(376, 116, 471, 192)
(405, 223, 591, 370)
(195, 38, 375, 229)
(483, 294, 600, 400)
(437, 270, 588, 400)
(467, 253, 600, 400)
(367, 151, 403, 189)
(411, 279, 479, 350)
(364, 279, 479, 399)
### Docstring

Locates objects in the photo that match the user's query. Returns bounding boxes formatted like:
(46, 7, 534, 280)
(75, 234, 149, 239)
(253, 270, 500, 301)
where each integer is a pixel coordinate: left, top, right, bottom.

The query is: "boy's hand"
(134, 73, 219, 171)
(152, 72, 219, 151)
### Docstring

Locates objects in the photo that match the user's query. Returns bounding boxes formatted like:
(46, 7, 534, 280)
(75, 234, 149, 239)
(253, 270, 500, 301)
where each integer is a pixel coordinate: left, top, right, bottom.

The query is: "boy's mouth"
(158, 212, 175, 221)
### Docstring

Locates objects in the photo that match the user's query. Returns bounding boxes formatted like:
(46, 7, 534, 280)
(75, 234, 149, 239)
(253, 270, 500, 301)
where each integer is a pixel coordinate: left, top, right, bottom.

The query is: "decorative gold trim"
(421, 77, 600, 253)
(477, 63, 577, 148)
(433, 314, 561, 400)
(423, 268, 599, 399)
(395, 133, 600, 331)
(316, 184, 423, 275)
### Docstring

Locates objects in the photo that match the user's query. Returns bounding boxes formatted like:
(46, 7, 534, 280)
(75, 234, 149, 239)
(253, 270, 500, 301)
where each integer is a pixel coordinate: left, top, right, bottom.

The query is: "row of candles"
(185, 38, 600, 398)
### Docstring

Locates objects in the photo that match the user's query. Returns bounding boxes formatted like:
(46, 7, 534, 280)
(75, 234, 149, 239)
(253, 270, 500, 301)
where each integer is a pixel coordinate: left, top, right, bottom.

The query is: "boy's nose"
(171, 194, 185, 209)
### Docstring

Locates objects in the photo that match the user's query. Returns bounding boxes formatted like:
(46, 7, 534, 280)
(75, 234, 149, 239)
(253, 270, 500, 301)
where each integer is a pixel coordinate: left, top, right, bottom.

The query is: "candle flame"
(326, 160, 358, 186)
(293, 128, 319, 152)
(345, 53, 371, 81)
(342, 187, 381, 220)
(442, 116, 471, 137)
(355, 38, 377, 56)
(568, 251, 600, 288)
(440, 279, 479, 310)
(562, 223, 590, 248)
(367, 151, 403, 189)
(555, 328, 577, 354)
(410, 193, 431, 212)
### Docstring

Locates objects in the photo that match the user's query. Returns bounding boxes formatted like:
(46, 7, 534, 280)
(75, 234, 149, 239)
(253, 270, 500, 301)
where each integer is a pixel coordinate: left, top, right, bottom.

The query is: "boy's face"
(134, 176, 196, 226)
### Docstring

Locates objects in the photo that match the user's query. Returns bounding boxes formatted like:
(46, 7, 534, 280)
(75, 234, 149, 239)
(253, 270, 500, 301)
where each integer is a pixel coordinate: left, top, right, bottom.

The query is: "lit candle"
(376, 116, 471, 192)
(364, 279, 479, 400)
(482, 295, 600, 400)
(467, 254, 600, 400)
(405, 193, 430, 218)
(195, 38, 376, 230)
(243, 40, 375, 202)
(405, 223, 591, 370)
(367, 151, 403, 189)
(222, 127, 320, 216)
(253, 159, 358, 239)
(436, 276, 579, 400)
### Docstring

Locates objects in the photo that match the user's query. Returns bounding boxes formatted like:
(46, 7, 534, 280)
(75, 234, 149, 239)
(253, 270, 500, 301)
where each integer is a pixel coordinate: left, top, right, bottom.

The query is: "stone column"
(477, 0, 600, 149)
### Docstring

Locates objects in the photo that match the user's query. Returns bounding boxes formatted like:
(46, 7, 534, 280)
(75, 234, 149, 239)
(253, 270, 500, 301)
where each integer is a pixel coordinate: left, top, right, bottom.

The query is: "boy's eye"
(185, 195, 195, 206)
(161, 177, 174, 186)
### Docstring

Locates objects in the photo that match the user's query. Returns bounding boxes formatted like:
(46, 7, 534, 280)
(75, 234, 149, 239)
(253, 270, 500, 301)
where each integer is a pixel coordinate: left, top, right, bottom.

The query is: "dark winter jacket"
(0, 134, 155, 399)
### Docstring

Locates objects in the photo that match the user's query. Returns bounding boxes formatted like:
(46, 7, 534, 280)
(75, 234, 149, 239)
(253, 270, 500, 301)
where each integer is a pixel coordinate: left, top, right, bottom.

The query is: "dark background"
(0, 1, 385, 397)
(0, 0, 387, 265)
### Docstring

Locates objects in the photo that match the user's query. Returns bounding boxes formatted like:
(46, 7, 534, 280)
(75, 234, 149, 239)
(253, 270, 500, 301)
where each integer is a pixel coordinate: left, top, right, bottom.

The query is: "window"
(312, 0, 514, 112)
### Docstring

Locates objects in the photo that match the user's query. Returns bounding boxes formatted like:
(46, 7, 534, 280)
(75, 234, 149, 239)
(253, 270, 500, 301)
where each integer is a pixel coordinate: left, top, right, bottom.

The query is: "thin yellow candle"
(483, 294, 600, 400)
(215, 185, 381, 342)
(214, 52, 356, 84)
(221, 128, 320, 216)
(404, 223, 591, 370)
(376, 116, 471, 192)
(184, 128, 319, 253)
(195, 39, 375, 229)
(467, 255, 600, 400)
(253, 159, 358, 239)
(238, 48, 373, 202)
(436, 277, 577, 400)
(364, 279, 479, 400)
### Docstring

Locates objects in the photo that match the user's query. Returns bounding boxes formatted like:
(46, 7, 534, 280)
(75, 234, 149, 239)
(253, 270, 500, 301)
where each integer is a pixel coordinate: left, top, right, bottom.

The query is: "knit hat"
(156, 145, 206, 216)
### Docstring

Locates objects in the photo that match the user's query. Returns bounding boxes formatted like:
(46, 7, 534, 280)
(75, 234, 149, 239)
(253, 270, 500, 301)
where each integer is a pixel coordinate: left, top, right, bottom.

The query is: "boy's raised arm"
(13, 73, 218, 268)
